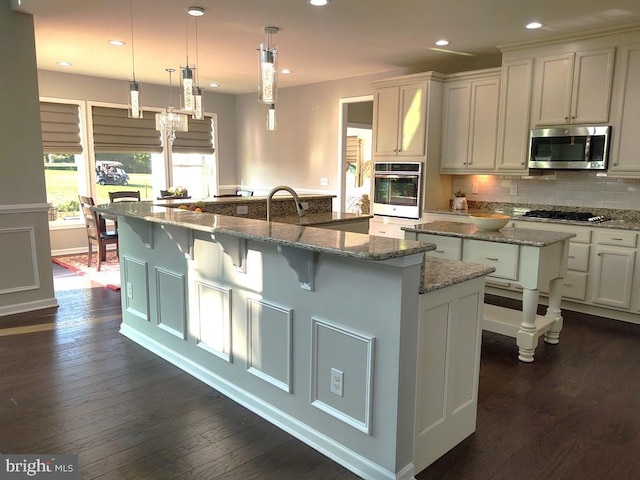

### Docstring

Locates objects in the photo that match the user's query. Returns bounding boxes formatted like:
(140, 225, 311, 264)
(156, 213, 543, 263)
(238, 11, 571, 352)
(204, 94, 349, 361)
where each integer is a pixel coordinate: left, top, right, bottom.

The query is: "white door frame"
(336, 95, 373, 212)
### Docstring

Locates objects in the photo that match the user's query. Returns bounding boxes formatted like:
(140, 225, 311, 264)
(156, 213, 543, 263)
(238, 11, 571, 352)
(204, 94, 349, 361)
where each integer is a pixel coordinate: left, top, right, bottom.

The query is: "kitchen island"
(404, 221, 576, 362)
(94, 202, 494, 479)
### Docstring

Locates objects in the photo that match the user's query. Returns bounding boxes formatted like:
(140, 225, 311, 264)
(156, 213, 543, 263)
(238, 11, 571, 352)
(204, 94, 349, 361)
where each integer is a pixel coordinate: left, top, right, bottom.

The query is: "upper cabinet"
(495, 58, 533, 173)
(609, 42, 640, 175)
(532, 48, 615, 126)
(372, 80, 427, 157)
(440, 69, 501, 173)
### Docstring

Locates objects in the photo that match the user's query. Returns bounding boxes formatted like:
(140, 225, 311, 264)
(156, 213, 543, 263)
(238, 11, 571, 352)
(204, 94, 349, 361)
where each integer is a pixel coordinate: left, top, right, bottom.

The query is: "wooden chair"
(78, 195, 118, 271)
(108, 190, 141, 202)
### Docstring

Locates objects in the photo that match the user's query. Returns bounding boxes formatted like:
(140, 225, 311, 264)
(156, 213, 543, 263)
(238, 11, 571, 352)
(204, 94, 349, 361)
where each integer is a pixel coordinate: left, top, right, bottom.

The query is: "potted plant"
(452, 190, 467, 210)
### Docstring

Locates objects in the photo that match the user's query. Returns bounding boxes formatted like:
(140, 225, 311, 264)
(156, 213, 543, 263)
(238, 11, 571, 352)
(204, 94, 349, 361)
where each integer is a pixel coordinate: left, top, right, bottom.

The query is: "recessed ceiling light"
(57, 61, 71, 67)
(208, 82, 219, 88)
(435, 39, 450, 46)
(187, 6, 204, 16)
(281, 68, 292, 74)
(108, 39, 126, 46)
(526, 22, 543, 29)
(308, 0, 330, 6)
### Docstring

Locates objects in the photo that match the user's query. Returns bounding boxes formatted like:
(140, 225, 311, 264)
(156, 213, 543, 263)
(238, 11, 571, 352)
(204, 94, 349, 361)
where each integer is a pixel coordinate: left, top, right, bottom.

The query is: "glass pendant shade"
(267, 104, 276, 131)
(181, 66, 195, 112)
(193, 86, 204, 120)
(128, 81, 143, 118)
(258, 44, 278, 104)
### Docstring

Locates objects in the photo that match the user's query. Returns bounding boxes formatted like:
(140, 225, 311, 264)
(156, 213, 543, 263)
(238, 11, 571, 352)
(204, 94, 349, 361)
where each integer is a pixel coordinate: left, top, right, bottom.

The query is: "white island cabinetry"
(96, 202, 494, 479)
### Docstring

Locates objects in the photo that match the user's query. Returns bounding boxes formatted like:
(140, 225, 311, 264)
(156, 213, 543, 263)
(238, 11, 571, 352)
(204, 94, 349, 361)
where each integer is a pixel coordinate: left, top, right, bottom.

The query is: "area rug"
(52, 252, 121, 291)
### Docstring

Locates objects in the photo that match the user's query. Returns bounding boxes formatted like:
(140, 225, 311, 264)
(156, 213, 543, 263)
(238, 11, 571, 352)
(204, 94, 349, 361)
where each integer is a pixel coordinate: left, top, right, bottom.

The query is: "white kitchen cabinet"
(532, 48, 615, 126)
(591, 230, 637, 309)
(415, 233, 462, 260)
(372, 82, 426, 157)
(440, 69, 501, 173)
(495, 58, 533, 173)
(609, 42, 640, 175)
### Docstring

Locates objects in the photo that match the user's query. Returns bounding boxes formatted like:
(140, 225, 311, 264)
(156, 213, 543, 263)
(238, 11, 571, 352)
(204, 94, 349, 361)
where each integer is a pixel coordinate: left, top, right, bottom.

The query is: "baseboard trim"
(0, 297, 59, 318)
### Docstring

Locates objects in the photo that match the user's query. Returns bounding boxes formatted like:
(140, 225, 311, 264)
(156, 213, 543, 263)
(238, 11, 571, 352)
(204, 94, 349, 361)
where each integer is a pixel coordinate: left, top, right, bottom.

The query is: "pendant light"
(258, 26, 279, 105)
(190, 6, 205, 120)
(156, 68, 189, 144)
(181, 4, 195, 113)
(128, 0, 143, 118)
(267, 104, 276, 131)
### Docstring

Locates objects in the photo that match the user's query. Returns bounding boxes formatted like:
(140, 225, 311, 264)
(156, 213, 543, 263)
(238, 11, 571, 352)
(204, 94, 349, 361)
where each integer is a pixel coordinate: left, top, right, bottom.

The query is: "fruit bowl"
(469, 213, 510, 231)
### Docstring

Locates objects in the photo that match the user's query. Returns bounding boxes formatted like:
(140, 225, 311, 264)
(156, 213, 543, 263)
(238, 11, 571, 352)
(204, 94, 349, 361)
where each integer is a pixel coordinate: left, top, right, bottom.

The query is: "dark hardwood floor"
(1, 265, 639, 479)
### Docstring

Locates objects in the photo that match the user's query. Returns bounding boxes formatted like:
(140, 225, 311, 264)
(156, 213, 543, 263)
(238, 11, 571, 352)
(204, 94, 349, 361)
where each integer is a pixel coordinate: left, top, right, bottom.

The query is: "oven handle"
(374, 173, 419, 179)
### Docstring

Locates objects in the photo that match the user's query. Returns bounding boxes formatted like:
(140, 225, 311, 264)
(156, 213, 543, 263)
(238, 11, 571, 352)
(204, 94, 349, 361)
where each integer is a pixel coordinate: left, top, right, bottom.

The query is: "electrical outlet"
(126, 282, 133, 299)
(510, 184, 518, 196)
(472, 183, 479, 194)
(320, 177, 329, 187)
(237, 205, 248, 215)
(330, 368, 344, 397)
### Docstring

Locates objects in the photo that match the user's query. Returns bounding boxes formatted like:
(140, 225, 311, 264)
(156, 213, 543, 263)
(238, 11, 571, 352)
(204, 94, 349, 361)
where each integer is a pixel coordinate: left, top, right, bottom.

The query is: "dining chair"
(108, 190, 141, 202)
(78, 195, 118, 271)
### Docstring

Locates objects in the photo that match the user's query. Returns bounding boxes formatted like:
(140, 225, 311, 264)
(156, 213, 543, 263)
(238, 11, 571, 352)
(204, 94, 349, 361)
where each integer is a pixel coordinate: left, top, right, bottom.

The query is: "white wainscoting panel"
(310, 317, 375, 434)
(155, 267, 187, 339)
(122, 256, 149, 322)
(246, 297, 292, 393)
(193, 279, 232, 362)
(0, 227, 39, 294)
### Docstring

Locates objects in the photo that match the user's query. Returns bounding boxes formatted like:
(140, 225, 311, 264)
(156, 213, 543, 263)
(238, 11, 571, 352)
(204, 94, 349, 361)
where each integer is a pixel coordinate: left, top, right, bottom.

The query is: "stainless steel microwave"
(528, 125, 611, 170)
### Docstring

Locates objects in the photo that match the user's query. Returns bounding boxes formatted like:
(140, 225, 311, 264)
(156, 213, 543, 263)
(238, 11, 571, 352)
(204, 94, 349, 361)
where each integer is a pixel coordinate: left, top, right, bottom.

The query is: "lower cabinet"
(591, 230, 637, 309)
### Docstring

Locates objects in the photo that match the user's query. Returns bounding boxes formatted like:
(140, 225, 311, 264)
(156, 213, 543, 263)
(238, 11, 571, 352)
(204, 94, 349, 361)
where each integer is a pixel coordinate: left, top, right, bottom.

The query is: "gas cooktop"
(523, 210, 608, 223)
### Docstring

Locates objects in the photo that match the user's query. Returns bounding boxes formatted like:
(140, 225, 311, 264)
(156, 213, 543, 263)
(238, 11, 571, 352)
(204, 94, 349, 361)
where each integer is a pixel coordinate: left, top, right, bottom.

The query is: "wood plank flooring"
(1, 265, 639, 479)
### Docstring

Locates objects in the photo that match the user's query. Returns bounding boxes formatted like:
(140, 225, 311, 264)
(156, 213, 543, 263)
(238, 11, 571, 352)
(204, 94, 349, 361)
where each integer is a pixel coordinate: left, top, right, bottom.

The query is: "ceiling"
(12, 0, 640, 95)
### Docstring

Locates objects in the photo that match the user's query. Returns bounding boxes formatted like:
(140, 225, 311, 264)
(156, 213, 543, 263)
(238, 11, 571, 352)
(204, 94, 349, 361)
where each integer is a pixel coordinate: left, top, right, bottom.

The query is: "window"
(41, 101, 84, 222)
(92, 106, 164, 204)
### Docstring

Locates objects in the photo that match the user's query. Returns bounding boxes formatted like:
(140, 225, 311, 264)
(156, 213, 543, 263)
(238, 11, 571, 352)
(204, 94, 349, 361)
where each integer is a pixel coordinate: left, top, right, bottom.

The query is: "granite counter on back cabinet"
(404, 221, 576, 246)
(421, 257, 495, 293)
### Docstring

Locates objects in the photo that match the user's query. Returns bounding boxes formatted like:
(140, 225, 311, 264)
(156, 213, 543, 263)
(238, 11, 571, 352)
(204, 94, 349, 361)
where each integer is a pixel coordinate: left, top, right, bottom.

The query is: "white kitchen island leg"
(516, 287, 540, 363)
(543, 276, 564, 345)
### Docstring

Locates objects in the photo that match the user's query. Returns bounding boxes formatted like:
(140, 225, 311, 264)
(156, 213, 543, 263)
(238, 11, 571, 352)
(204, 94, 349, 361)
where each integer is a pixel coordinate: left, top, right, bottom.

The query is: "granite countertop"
(155, 193, 336, 207)
(95, 202, 434, 262)
(424, 205, 640, 231)
(420, 257, 495, 293)
(404, 221, 576, 246)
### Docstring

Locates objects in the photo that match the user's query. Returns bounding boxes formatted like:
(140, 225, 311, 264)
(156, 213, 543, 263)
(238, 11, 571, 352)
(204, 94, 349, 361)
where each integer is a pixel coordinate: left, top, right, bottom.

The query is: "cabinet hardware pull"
(563, 283, 573, 287)
(435, 249, 444, 253)
(568, 255, 575, 258)
(611, 237, 623, 241)
(485, 257, 499, 261)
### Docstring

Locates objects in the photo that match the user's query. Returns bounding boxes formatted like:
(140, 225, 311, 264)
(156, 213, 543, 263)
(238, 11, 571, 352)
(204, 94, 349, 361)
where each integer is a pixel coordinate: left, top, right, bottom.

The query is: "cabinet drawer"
(417, 234, 462, 260)
(466, 240, 519, 280)
(571, 229, 592, 244)
(369, 222, 404, 239)
(596, 230, 637, 248)
(561, 271, 589, 301)
(567, 243, 590, 272)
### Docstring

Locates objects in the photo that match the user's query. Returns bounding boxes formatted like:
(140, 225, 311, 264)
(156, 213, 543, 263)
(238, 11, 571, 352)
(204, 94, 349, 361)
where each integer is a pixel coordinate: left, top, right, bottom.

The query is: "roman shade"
(40, 102, 83, 154)
(92, 106, 162, 153)
(172, 116, 215, 154)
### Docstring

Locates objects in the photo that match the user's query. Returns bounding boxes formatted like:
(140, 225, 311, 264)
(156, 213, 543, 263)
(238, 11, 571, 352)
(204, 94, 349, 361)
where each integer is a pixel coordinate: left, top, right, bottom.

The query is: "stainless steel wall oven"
(372, 162, 422, 219)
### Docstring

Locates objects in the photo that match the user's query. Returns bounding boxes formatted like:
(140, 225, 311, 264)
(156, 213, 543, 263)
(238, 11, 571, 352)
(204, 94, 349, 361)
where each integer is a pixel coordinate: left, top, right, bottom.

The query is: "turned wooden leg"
(544, 276, 564, 344)
(516, 287, 540, 363)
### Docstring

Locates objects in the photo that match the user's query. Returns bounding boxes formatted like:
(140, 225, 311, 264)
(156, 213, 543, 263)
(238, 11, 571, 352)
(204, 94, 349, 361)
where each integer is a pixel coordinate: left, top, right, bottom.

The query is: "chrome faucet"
(266, 185, 306, 221)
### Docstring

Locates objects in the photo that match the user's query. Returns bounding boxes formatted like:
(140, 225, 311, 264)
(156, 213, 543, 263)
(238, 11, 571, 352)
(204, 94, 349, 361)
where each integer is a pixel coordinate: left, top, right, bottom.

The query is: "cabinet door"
(496, 58, 533, 173)
(591, 246, 636, 309)
(571, 48, 614, 124)
(398, 83, 427, 156)
(609, 43, 640, 174)
(533, 53, 574, 125)
(468, 79, 499, 171)
(373, 86, 401, 156)
(440, 82, 471, 170)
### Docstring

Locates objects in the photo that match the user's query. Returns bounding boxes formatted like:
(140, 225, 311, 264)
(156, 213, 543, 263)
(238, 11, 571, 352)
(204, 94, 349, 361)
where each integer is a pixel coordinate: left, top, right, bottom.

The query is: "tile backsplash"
(452, 171, 640, 211)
